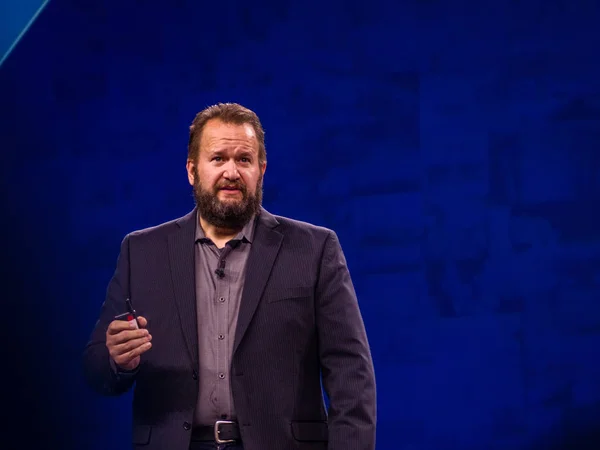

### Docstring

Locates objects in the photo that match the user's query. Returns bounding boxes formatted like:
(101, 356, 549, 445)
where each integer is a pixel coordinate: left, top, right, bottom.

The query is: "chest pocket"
(264, 286, 313, 303)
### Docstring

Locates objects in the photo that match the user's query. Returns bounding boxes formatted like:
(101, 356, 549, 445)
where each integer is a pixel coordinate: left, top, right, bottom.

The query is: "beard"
(192, 167, 262, 230)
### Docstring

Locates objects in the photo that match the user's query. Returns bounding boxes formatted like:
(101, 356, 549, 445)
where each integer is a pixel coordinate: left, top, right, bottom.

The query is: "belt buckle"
(214, 420, 236, 444)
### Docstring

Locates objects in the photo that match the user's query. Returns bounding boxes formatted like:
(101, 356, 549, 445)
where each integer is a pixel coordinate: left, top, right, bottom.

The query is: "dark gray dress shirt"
(193, 213, 256, 426)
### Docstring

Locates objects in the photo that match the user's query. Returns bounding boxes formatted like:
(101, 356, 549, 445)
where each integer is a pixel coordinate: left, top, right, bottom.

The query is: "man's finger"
(113, 342, 152, 366)
(137, 316, 148, 328)
(107, 319, 138, 335)
(107, 328, 150, 345)
(110, 335, 152, 358)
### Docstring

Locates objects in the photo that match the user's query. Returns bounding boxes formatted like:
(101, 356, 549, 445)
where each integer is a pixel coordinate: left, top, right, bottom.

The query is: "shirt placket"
(215, 251, 230, 420)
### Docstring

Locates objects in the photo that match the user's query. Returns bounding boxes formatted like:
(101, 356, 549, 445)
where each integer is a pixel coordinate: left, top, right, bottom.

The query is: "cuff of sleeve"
(109, 357, 139, 377)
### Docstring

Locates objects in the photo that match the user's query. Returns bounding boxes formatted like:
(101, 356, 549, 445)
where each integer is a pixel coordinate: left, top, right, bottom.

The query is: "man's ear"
(186, 160, 195, 186)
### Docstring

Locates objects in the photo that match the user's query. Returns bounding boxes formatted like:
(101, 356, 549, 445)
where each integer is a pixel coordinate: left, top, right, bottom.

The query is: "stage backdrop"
(1, 1, 599, 449)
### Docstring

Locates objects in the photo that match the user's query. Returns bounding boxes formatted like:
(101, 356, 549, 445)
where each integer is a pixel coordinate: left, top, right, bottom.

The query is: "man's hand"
(106, 316, 152, 371)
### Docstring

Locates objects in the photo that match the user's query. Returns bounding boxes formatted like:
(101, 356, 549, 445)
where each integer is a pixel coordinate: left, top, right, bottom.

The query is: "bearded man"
(82, 103, 376, 450)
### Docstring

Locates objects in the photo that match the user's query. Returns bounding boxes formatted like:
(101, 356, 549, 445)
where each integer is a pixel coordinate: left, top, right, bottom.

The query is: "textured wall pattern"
(1, 1, 599, 449)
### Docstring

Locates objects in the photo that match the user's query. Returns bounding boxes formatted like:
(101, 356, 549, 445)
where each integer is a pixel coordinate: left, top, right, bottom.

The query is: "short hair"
(187, 102, 266, 164)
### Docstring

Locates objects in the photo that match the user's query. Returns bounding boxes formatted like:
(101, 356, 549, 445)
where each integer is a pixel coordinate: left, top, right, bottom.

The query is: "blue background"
(1, 1, 599, 449)
(0, 0, 48, 66)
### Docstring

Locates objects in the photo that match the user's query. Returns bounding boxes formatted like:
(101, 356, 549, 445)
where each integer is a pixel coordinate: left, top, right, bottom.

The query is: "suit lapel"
(168, 209, 199, 369)
(233, 210, 283, 356)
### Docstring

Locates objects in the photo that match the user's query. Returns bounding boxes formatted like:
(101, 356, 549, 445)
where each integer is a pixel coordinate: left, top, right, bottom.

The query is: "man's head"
(186, 103, 267, 230)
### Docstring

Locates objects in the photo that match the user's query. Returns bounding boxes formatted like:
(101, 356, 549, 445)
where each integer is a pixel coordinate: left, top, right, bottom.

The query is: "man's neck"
(199, 215, 242, 249)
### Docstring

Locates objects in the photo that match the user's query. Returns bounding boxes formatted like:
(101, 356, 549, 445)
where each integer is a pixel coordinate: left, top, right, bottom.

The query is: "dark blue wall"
(1, 1, 599, 449)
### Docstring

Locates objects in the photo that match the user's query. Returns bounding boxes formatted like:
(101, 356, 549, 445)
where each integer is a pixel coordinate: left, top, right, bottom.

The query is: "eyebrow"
(208, 147, 256, 155)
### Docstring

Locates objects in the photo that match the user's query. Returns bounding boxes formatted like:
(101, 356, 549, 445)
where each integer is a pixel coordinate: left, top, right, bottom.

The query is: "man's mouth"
(218, 185, 243, 196)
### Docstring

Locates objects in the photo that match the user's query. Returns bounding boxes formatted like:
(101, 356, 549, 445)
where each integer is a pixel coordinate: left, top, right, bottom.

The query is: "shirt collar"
(195, 210, 257, 245)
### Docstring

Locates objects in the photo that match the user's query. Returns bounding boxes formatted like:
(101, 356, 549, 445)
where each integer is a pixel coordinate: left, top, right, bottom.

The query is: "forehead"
(201, 119, 257, 150)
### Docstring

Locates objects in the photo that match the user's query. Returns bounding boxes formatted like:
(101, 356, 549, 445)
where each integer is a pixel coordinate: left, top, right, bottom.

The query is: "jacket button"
(183, 421, 191, 430)
(192, 371, 198, 380)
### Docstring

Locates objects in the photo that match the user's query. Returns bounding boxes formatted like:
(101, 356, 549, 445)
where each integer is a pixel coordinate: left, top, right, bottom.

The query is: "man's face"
(186, 119, 267, 229)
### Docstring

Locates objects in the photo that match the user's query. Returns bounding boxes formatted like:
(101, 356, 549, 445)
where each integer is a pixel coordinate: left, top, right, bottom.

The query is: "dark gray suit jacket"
(83, 208, 376, 450)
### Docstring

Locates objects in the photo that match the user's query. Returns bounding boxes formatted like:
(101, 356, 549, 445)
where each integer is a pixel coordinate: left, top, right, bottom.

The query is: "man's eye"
(212, 156, 222, 162)
(240, 157, 250, 163)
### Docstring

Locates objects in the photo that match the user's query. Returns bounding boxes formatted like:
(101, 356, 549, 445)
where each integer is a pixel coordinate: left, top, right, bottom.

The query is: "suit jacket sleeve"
(82, 234, 139, 396)
(316, 231, 377, 450)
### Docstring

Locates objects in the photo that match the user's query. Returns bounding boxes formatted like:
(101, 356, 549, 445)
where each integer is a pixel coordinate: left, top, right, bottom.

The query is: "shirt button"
(219, 297, 225, 303)
(218, 334, 224, 340)
(219, 373, 225, 379)
(192, 371, 198, 380)
(183, 421, 191, 430)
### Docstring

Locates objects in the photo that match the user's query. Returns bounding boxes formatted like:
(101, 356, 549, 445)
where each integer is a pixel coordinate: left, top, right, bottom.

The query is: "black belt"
(191, 420, 241, 444)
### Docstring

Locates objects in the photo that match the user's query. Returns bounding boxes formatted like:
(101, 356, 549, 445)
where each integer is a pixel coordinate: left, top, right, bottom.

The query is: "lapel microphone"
(215, 239, 241, 279)
(215, 260, 226, 279)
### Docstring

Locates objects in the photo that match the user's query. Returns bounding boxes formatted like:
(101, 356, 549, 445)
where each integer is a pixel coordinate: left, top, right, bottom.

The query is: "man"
(82, 103, 376, 450)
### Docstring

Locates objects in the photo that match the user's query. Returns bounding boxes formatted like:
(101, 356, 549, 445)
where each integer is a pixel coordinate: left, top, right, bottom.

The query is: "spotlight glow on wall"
(0, 0, 50, 68)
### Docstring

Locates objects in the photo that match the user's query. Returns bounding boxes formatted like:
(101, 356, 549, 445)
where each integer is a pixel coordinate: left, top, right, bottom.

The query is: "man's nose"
(223, 160, 240, 180)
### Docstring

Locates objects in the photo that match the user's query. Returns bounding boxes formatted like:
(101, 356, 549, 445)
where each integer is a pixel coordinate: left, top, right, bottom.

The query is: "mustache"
(216, 182, 246, 191)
